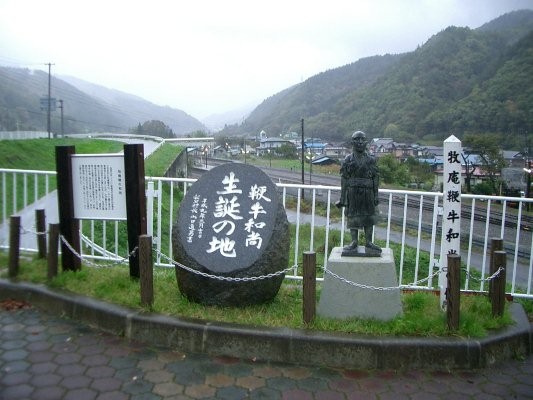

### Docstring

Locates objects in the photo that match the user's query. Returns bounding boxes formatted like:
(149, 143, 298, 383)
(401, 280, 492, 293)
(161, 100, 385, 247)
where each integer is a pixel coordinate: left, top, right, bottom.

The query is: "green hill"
(0, 68, 206, 136)
(223, 10, 533, 148)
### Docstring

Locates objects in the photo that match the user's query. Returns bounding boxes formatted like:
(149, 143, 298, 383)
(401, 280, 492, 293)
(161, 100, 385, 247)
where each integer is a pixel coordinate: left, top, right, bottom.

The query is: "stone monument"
(172, 163, 290, 306)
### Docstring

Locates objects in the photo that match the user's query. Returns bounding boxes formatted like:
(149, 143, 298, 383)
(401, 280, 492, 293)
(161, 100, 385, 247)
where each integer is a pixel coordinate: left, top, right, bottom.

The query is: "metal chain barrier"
(20, 226, 47, 236)
(157, 250, 295, 282)
(463, 266, 505, 282)
(321, 266, 442, 291)
(59, 235, 135, 268)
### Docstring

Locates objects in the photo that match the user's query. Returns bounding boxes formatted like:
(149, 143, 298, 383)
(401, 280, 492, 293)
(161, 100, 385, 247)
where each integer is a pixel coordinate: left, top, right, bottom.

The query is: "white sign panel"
(439, 135, 462, 309)
(71, 154, 127, 220)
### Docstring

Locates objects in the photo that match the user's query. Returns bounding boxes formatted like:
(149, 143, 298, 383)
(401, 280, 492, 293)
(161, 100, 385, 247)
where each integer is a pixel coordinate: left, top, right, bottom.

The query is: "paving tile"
(110, 356, 139, 369)
(29, 372, 62, 387)
(138, 358, 167, 371)
(295, 376, 330, 392)
(29, 361, 58, 374)
(28, 350, 56, 363)
(1, 359, 30, 373)
(90, 376, 123, 392)
(265, 376, 299, 390)
(183, 383, 217, 399)
(253, 365, 283, 378)
(224, 362, 254, 377)
(144, 369, 175, 383)
(56, 363, 87, 377)
(1, 348, 29, 361)
(205, 373, 235, 387)
(121, 378, 154, 395)
(63, 387, 98, 400)
(308, 390, 345, 400)
(249, 386, 282, 400)
(86, 365, 116, 379)
(30, 385, 66, 400)
(280, 388, 314, 400)
(1, 338, 27, 350)
(1, 383, 34, 400)
(26, 340, 52, 352)
(153, 381, 185, 396)
(235, 375, 265, 390)
(377, 392, 411, 400)
(82, 354, 111, 367)
(1, 370, 32, 386)
(60, 374, 93, 390)
(328, 377, 360, 392)
(55, 352, 83, 365)
(95, 391, 130, 400)
(216, 386, 250, 400)
(511, 383, 533, 398)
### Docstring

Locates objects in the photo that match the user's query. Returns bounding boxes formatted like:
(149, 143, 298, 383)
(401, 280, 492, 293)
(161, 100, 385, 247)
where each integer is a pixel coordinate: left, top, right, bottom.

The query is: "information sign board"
(71, 154, 127, 220)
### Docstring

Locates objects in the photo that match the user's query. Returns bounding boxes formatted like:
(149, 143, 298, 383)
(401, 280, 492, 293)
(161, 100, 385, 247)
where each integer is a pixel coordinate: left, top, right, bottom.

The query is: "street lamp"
(268, 148, 271, 168)
(204, 146, 208, 169)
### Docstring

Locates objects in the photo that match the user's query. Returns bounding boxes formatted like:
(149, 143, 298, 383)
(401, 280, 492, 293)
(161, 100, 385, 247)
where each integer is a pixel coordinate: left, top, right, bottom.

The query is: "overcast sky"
(1, 0, 532, 120)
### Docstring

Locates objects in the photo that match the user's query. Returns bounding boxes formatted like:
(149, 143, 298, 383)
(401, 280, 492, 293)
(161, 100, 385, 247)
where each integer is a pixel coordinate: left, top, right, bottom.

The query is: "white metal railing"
(1, 168, 532, 299)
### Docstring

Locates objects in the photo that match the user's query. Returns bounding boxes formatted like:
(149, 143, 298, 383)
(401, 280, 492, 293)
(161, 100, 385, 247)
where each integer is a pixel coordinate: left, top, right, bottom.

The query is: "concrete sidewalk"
(1, 303, 533, 399)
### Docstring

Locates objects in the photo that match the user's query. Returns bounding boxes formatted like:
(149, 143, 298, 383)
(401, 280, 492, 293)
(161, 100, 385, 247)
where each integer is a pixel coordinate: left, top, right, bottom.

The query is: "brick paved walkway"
(1, 305, 533, 399)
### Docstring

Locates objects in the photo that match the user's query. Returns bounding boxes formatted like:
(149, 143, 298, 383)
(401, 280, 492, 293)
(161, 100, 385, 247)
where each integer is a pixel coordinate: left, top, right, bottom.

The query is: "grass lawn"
(0, 251, 515, 339)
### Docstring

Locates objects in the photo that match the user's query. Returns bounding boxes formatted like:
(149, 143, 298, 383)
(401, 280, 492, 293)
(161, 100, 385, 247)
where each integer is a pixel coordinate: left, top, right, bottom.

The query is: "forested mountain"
(60, 76, 206, 134)
(223, 10, 533, 148)
(0, 68, 206, 135)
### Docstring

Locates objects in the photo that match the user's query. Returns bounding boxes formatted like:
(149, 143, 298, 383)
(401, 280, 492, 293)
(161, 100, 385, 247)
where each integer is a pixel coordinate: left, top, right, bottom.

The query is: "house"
(311, 155, 340, 166)
(257, 137, 294, 156)
(369, 138, 395, 156)
(434, 165, 495, 190)
(324, 144, 350, 159)
(503, 150, 526, 168)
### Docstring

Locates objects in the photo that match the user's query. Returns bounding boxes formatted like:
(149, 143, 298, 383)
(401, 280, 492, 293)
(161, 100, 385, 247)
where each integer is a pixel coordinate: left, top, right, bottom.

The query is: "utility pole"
(58, 99, 64, 137)
(526, 130, 531, 211)
(46, 63, 54, 139)
(301, 118, 305, 200)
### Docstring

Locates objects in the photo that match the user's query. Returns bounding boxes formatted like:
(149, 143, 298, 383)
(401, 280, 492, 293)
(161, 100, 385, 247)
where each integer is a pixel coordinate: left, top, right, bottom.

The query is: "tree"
(405, 156, 433, 188)
(461, 153, 477, 193)
(377, 154, 410, 186)
(276, 143, 297, 159)
(463, 133, 506, 194)
(130, 120, 174, 138)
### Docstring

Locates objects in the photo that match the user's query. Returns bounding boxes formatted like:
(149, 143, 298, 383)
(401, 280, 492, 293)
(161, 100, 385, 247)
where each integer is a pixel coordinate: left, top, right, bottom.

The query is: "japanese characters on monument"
(71, 154, 127, 220)
(439, 135, 462, 309)
(179, 164, 278, 274)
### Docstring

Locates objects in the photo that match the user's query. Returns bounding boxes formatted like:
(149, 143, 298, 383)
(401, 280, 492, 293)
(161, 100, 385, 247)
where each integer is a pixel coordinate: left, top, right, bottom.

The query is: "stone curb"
(1, 279, 531, 370)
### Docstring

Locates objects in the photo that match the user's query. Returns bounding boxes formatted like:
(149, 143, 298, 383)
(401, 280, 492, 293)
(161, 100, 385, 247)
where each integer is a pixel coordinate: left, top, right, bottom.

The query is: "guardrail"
(1, 168, 532, 299)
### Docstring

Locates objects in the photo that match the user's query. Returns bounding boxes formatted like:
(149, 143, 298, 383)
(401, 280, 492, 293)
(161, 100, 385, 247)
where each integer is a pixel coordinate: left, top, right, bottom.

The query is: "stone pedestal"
(317, 247, 402, 321)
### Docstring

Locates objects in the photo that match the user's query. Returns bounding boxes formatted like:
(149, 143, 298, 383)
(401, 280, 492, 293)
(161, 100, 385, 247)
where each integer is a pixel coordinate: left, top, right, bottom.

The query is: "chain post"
(36, 208, 47, 258)
(489, 238, 503, 300)
(303, 251, 316, 324)
(492, 251, 507, 317)
(8, 215, 21, 278)
(139, 235, 154, 307)
(446, 253, 461, 331)
(47, 223, 59, 280)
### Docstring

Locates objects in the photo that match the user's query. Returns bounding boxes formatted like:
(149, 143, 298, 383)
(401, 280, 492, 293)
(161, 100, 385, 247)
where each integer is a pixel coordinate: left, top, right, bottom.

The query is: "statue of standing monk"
(336, 131, 382, 257)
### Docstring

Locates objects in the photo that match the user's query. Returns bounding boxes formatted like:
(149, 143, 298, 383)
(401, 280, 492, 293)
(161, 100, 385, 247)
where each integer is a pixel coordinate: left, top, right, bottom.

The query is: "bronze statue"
(336, 131, 381, 257)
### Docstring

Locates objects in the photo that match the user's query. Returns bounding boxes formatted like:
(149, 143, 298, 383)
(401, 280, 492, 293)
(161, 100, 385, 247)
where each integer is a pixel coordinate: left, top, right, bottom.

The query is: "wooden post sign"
(439, 135, 462, 309)
(56, 144, 146, 277)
